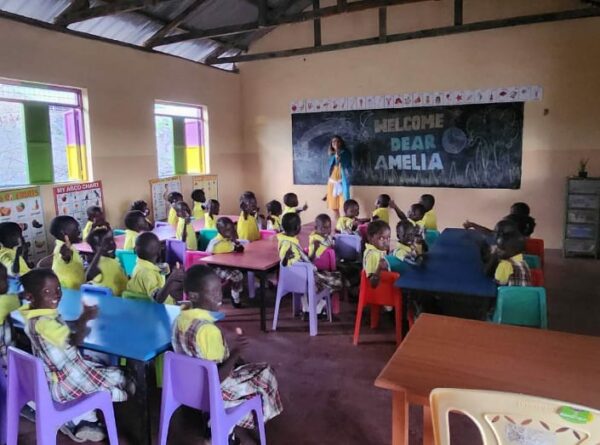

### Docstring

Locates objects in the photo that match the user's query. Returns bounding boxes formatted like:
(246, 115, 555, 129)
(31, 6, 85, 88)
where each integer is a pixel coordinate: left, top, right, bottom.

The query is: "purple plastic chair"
(272, 262, 332, 336)
(166, 239, 186, 268)
(1, 365, 6, 445)
(6, 347, 119, 445)
(312, 248, 341, 315)
(158, 352, 266, 445)
(155, 221, 170, 228)
(334, 234, 362, 262)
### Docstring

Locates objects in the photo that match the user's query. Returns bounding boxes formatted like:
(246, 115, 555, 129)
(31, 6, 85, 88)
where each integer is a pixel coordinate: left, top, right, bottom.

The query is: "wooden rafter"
(143, 0, 207, 47)
(206, 7, 600, 64)
(54, 0, 89, 24)
(313, 0, 321, 47)
(55, 0, 172, 26)
(454, 0, 463, 26)
(151, 0, 433, 47)
(379, 7, 387, 42)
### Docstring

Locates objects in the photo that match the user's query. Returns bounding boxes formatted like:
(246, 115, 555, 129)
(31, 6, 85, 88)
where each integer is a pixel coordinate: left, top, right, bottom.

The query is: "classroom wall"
(239, 0, 600, 249)
(0, 18, 243, 239)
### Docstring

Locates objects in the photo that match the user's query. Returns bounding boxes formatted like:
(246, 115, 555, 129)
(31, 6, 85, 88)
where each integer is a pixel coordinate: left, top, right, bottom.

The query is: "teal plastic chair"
(425, 229, 440, 246)
(386, 255, 410, 274)
(198, 228, 218, 251)
(523, 254, 541, 269)
(492, 286, 547, 328)
(113, 229, 126, 236)
(116, 249, 137, 277)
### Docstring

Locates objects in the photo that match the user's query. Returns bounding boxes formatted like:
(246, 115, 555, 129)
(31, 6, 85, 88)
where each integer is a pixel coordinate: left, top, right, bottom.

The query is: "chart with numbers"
(150, 176, 182, 222)
(53, 181, 105, 230)
(192, 174, 218, 201)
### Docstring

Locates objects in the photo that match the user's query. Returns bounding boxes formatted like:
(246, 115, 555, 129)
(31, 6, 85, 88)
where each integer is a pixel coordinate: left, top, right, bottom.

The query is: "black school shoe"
(232, 299, 243, 309)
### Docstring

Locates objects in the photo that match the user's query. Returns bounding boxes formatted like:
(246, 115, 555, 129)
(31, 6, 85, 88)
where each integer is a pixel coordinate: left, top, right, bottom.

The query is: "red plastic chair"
(313, 248, 341, 315)
(353, 270, 403, 345)
(525, 238, 544, 267)
(357, 223, 368, 241)
(184, 250, 210, 270)
(530, 268, 544, 287)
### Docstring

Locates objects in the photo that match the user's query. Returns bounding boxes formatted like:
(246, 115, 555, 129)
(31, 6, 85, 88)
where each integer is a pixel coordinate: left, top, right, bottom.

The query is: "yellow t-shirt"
(308, 232, 331, 258)
(82, 221, 93, 241)
(336, 216, 355, 233)
(363, 243, 389, 276)
(422, 210, 438, 231)
(0, 246, 30, 277)
(409, 218, 426, 229)
(283, 206, 296, 215)
(20, 306, 70, 348)
(372, 207, 390, 224)
(126, 258, 165, 300)
(237, 212, 260, 242)
(123, 229, 139, 251)
(176, 218, 198, 251)
(0, 293, 20, 324)
(193, 202, 205, 220)
(393, 243, 412, 261)
(495, 254, 524, 285)
(267, 215, 281, 231)
(204, 213, 217, 229)
(168, 207, 178, 226)
(277, 234, 307, 266)
(52, 240, 85, 290)
(174, 308, 226, 362)
(91, 256, 128, 296)
(206, 234, 235, 254)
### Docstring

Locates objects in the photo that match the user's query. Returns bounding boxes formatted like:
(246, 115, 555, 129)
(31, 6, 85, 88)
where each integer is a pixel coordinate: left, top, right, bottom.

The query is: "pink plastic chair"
(184, 250, 210, 270)
(272, 262, 332, 336)
(158, 352, 266, 445)
(6, 347, 119, 445)
(259, 229, 277, 240)
(334, 234, 362, 262)
(166, 239, 186, 268)
(313, 248, 341, 315)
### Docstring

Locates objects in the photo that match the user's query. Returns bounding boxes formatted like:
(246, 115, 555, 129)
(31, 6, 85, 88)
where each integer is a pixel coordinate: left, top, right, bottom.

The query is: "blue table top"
(11, 288, 180, 362)
(396, 228, 497, 298)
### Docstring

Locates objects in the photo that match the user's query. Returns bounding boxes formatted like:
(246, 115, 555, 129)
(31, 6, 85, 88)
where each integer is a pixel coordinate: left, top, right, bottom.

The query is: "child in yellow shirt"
(85, 228, 128, 296)
(371, 194, 406, 224)
(0, 222, 30, 277)
(130, 200, 154, 230)
(167, 191, 184, 226)
(0, 263, 20, 367)
(50, 216, 85, 290)
(123, 210, 151, 251)
(174, 202, 198, 251)
(388, 220, 427, 273)
(82, 206, 110, 241)
(308, 214, 334, 260)
(419, 194, 438, 231)
(204, 199, 220, 229)
(265, 200, 283, 231)
(485, 219, 532, 286)
(363, 220, 392, 288)
(237, 191, 260, 242)
(282, 192, 308, 215)
(336, 199, 369, 234)
(191, 189, 206, 220)
(126, 232, 184, 304)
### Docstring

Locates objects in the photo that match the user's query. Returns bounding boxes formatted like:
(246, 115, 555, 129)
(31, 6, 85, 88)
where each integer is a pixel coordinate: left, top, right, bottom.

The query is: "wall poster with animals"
(53, 181, 105, 230)
(192, 174, 218, 201)
(150, 176, 182, 222)
(0, 187, 48, 263)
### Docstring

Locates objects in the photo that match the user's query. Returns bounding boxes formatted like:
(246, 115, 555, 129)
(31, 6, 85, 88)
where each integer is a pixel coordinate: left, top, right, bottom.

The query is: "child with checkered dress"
(487, 219, 531, 286)
(172, 265, 282, 444)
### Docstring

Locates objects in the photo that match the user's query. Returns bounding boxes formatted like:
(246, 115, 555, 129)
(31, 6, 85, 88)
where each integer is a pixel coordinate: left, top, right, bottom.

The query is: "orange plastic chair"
(525, 238, 545, 267)
(353, 270, 403, 345)
(530, 268, 544, 287)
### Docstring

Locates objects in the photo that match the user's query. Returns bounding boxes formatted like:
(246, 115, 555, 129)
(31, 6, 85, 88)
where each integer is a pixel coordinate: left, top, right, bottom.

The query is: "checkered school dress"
(25, 314, 128, 403)
(172, 317, 283, 429)
(507, 258, 532, 287)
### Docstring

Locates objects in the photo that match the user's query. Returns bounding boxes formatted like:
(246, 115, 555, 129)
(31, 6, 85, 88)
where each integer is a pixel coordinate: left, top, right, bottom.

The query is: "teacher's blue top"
(328, 149, 352, 201)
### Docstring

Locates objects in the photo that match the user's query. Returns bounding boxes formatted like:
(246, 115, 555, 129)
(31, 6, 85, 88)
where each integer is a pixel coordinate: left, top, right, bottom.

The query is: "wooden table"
(375, 314, 600, 445)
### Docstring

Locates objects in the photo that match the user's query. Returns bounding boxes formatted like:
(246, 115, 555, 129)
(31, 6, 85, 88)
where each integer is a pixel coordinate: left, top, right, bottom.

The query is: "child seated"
(130, 199, 154, 230)
(206, 217, 246, 308)
(486, 219, 532, 286)
(308, 214, 334, 260)
(389, 220, 426, 272)
(123, 210, 151, 251)
(407, 203, 426, 229)
(19, 269, 130, 442)
(464, 201, 536, 237)
(0, 264, 20, 368)
(167, 191, 184, 226)
(363, 220, 391, 288)
(204, 199, 220, 229)
(282, 192, 308, 215)
(126, 232, 184, 304)
(191, 189, 206, 220)
(237, 191, 260, 242)
(86, 228, 128, 296)
(265, 200, 282, 231)
(174, 201, 198, 251)
(50, 216, 85, 290)
(371, 194, 405, 224)
(279, 213, 345, 316)
(82, 206, 110, 241)
(336, 199, 369, 234)
(172, 265, 282, 444)
(419, 194, 437, 230)
(0, 222, 30, 277)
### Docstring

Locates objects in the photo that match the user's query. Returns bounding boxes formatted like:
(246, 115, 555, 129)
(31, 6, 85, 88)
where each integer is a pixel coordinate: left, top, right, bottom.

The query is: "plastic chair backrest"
(430, 388, 600, 445)
(334, 234, 362, 261)
(80, 283, 112, 298)
(357, 224, 368, 241)
(166, 239, 186, 268)
(493, 286, 547, 328)
(116, 249, 137, 276)
(425, 229, 440, 246)
(259, 229, 277, 240)
(7, 347, 53, 408)
(198, 229, 218, 251)
(313, 248, 336, 271)
(525, 238, 545, 266)
(359, 270, 400, 306)
(278, 262, 312, 294)
(184, 250, 210, 270)
(523, 254, 541, 269)
(530, 268, 544, 287)
(155, 221, 170, 228)
(0, 357, 6, 444)
(113, 229, 126, 236)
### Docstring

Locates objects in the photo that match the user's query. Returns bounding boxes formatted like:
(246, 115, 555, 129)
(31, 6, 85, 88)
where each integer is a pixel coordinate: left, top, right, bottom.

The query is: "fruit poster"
(53, 181, 105, 229)
(192, 174, 218, 201)
(0, 187, 48, 263)
(150, 176, 182, 222)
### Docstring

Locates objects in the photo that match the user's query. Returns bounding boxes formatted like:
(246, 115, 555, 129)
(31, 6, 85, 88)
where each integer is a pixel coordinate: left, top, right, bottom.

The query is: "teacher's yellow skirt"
(327, 181, 345, 210)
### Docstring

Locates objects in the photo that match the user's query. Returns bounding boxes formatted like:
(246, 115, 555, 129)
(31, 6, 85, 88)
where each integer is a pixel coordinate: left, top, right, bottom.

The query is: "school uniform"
(0, 293, 20, 365)
(422, 209, 438, 231)
(176, 218, 198, 251)
(123, 229, 139, 251)
(172, 308, 282, 428)
(0, 246, 30, 277)
(372, 207, 390, 224)
(336, 216, 356, 234)
(267, 215, 281, 231)
(82, 221, 93, 241)
(308, 232, 333, 259)
(20, 305, 127, 403)
(205, 235, 244, 300)
(168, 207, 178, 226)
(363, 243, 390, 277)
(192, 202, 205, 220)
(283, 206, 296, 215)
(52, 240, 85, 290)
(237, 212, 260, 242)
(495, 254, 531, 286)
(91, 256, 128, 296)
(204, 213, 217, 229)
(126, 258, 175, 304)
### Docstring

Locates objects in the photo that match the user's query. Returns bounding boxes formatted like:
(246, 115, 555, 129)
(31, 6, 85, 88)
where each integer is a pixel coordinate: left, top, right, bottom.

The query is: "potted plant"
(578, 158, 589, 178)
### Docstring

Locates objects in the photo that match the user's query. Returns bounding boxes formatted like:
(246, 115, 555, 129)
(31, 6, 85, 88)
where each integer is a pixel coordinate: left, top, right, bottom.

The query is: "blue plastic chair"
(80, 283, 113, 298)
(112, 229, 125, 236)
(198, 229, 218, 252)
(425, 229, 440, 247)
(492, 286, 547, 328)
(523, 254, 541, 269)
(116, 249, 137, 277)
(334, 234, 362, 262)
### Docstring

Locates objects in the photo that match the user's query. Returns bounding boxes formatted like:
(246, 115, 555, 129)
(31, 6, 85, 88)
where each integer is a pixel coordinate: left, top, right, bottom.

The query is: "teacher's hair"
(329, 135, 346, 155)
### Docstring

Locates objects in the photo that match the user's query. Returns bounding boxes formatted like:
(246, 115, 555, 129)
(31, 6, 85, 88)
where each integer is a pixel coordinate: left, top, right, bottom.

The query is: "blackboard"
(292, 102, 524, 189)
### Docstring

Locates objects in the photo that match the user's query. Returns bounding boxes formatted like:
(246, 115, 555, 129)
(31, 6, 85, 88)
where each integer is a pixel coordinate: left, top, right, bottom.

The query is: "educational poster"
(150, 176, 182, 222)
(192, 174, 218, 200)
(53, 181, 105, 229)
(0, 187, 48, 263)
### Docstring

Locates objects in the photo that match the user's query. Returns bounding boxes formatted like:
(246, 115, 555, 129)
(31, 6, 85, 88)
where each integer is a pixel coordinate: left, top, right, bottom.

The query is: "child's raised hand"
(302, 202, 308, 211)
(60, 243, 73, 262)
(322, 195, 327, 202)
(284, 246, 294, 261)
(64, 235, 72, 248)
(463, 220, 473, 229)
(234, 242, 245, 253)
(168, 263, 185, 282)
(81, 304, 99, 321)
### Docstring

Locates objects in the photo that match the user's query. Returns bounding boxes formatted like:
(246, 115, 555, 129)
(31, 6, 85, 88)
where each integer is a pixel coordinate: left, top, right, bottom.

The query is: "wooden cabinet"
(564, 178, 600, 258)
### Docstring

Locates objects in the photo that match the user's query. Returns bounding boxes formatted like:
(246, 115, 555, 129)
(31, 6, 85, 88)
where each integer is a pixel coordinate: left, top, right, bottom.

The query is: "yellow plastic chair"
(430, 388, 600, 444)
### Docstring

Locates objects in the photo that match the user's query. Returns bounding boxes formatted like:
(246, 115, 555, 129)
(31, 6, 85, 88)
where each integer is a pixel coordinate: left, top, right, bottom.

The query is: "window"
(154, 102, 208, 178)
(0, 79, 88, 187)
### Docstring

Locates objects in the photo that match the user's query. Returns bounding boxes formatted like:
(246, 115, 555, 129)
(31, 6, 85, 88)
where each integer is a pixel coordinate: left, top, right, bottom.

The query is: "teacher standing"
(325, 135, 352, 218)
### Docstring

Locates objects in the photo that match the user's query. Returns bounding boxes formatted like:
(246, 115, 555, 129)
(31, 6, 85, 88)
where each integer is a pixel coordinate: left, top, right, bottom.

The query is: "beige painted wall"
(0, 18, 243, 238)
(240, 1, 600, 248)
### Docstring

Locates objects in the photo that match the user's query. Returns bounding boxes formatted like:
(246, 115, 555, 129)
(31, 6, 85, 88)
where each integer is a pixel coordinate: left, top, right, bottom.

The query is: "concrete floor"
(16, 249, 600, 444)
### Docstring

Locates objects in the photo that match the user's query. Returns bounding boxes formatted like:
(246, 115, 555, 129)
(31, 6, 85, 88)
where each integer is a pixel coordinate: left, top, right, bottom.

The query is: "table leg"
(401, 291, 409, 337)
(392, 391, 409, 445)
(259, 272, 267, 332)
(423, 405, 434, 445)
(116, 359, 152, 445)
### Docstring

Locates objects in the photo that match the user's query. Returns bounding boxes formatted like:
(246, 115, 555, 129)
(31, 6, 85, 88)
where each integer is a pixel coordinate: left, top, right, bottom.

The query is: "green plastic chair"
(425, 229, 440, 246)
(116, 249, 137, 277)
(198, 228, 218, 251)
(523, 254, 541, 269)
(492, 286, 547, 328)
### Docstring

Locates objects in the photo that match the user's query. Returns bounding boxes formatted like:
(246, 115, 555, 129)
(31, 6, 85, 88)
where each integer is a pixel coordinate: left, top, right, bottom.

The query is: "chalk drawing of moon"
(442, 127, 468, 154)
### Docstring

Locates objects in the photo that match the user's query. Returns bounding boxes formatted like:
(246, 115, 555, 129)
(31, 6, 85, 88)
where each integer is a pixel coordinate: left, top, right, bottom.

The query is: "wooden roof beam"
(143, 0, 207, 47)
(55, 0, 172, 26)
